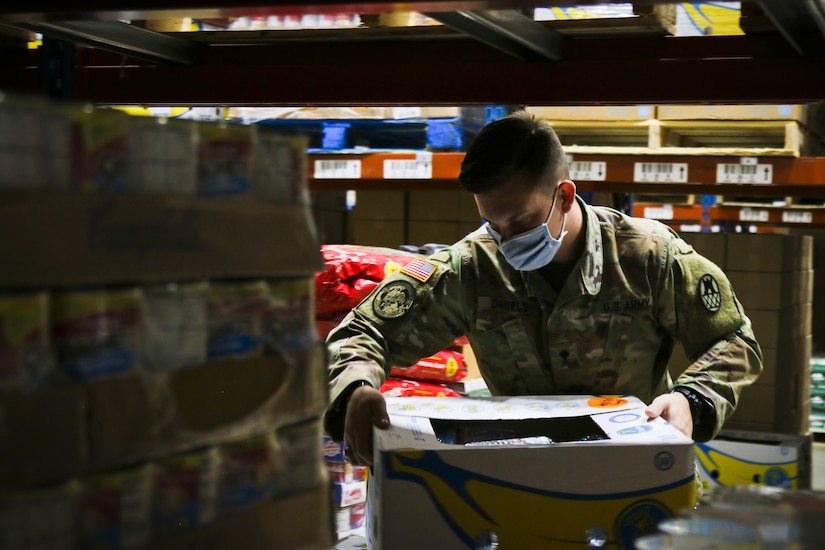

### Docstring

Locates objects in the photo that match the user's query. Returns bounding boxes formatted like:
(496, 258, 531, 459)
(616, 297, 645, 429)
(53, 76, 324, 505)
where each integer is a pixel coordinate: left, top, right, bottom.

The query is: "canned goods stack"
(0, 93, 332, 548)
(323, 435, 369, 540)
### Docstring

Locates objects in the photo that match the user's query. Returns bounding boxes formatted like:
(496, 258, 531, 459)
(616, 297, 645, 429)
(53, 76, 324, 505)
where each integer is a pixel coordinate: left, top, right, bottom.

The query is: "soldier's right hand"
(344, 386, 390, 467)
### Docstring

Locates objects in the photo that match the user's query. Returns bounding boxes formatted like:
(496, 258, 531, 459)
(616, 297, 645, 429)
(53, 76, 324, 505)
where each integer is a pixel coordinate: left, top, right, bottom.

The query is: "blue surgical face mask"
(484, 189, 568, 271)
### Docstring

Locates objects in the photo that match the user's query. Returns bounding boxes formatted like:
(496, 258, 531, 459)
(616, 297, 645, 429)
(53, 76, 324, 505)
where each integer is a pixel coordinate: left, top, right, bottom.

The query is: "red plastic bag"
(315, 244, 422, 316)
(390, 349, 468, 383)
(379, 378, 462, 398)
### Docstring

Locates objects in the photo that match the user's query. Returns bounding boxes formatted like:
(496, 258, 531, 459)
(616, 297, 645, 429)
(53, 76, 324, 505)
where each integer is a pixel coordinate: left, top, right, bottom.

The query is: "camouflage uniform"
(324, 197, 763, 441)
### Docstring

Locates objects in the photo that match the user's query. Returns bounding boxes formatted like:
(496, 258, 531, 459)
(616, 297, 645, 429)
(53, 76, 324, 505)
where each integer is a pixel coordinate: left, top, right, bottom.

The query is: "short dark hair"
(458, 110, 569, 194)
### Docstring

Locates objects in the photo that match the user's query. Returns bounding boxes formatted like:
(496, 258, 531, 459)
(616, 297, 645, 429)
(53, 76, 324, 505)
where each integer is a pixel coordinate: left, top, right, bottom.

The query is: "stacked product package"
(323, 435, 369, 539)
(0, 91, 334, 548)
(810, 356, 825, 432)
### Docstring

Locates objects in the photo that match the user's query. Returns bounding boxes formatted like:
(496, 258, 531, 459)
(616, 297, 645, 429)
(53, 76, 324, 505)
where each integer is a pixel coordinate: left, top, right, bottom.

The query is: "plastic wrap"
(379, 378, 462, 398)
(389, 349, 468, 384)
(315, 244, 422, 316)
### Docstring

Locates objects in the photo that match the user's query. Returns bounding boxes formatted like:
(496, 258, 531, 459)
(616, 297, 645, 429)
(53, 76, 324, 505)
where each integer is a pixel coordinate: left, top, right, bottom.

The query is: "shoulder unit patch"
(373, 280, 416, 319)
(698, 273, 721, 313)
(401, 258, 438, 283)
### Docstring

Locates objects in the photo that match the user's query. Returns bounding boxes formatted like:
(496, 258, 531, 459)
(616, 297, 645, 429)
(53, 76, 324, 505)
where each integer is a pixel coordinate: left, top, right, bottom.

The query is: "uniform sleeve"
(323, 249, 471, 439)
(657, 237, 763, 439)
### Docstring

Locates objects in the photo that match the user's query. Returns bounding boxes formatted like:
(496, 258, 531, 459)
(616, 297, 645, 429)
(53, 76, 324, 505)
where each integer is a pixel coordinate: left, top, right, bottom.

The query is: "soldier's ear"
(558, 180, 577, 213)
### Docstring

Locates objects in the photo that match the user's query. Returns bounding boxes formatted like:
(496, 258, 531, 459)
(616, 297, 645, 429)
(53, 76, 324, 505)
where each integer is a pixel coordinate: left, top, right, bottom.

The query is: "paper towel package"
(369, 395, 696, 549)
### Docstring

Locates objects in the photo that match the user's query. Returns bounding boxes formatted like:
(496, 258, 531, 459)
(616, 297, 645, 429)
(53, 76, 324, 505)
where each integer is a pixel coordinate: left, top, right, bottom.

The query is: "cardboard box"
(748, 304, 812, 349)
(0, 385, 87, 490)
(725, 233, 812, 273)
(331, 480, 367, 507)
(89, 344, 328, 470)
(352, 190, 406, 221)
(679, 231, 727, 270)
(657, 105, 808, 122)
(370, 395, 696, 549)
(729, 363, 811, 437)
(695, 430, 812, 491)
(408, 189, 471, 222)
(0, 194, 322, 289)
(727, 270, 813, 311)
(353, 219, 405, 249)
(151, 482, 334, 550)
(527, 105, 656, 121)
(0, 345, 328, 488)
(406, 221, 461, 247)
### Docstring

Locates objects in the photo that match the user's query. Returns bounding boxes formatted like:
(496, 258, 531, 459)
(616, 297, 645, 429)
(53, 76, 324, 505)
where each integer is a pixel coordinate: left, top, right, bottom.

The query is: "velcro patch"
(401, 259, 438, 282)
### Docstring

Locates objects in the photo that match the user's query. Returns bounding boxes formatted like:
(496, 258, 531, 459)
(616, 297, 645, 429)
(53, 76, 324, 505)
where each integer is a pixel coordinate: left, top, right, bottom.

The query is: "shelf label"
(782, 210, 813, 224)
(384, 158, 432, 179)
(643, 204, 674, 220)
(633, 162, 688, 183)
(570, 161, 606, 181)
(716, 163, 773, 184)
(739, 208, 770, 222)
(314, 159, 361, 179)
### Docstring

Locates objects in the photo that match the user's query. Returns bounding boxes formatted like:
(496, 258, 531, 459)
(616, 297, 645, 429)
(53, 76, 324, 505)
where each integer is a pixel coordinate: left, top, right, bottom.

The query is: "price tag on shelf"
(570, 161, 607, 181)
(633, 162, 688, 183)
(739, 208, 770, 222)
(384, 158, 433, 179)
(782, 210, 813, 224)
(314, 159, 361, 179)
(643, 204, 674, 220)
(716, 163, 773, 184)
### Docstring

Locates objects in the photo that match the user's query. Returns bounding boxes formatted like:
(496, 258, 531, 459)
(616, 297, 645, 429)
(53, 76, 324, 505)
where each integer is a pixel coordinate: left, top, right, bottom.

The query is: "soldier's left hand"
(645, 392, 693, 439)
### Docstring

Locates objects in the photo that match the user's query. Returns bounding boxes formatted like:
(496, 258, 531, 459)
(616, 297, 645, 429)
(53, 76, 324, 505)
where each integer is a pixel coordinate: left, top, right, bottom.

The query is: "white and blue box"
(695, 429, 812, 491)
(369, 395, 696, 549)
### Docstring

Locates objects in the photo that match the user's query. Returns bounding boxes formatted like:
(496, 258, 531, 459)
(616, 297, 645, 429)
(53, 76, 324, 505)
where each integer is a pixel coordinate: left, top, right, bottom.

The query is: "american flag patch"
(401, 259, 438, 282)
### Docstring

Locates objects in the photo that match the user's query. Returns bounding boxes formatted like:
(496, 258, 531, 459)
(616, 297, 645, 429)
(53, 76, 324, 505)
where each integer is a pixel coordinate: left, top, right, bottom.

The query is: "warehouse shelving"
(308, 151, 825, 191)
(1, 2, 825, 105)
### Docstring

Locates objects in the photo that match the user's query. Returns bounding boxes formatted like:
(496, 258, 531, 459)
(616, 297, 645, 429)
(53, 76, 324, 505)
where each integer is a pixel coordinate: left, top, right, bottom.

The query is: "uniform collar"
(577, 195, 604, 296)
(519, 195, 603, 300)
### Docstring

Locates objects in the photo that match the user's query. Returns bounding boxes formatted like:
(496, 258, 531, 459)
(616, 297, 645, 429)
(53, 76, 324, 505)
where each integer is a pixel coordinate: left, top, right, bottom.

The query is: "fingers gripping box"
(369, 395, 696, 549)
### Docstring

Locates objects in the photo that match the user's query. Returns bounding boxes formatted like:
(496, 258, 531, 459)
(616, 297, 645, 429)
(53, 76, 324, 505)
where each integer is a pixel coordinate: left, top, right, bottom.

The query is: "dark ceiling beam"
(3, 20, 202, 64)
(1, 32, 821, 105)
(756, 0, 825, 55)
(60, 53, 825, 106)
(423, 10, 565, 61)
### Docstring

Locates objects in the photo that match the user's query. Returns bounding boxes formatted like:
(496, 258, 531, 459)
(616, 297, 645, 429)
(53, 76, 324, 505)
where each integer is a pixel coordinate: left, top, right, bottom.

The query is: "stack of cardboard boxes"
(0, 98, 333, 548)
(676, 231, 813, 436)
(352, 189, 481, 250)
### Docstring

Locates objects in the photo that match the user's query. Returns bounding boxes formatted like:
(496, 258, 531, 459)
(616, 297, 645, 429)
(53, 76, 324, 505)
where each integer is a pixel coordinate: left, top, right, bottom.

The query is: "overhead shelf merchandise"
(2, 2, 825, 105)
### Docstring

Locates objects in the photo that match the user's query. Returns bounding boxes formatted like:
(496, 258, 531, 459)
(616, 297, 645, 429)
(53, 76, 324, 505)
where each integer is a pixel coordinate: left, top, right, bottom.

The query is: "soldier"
(324, 111, 763, 467)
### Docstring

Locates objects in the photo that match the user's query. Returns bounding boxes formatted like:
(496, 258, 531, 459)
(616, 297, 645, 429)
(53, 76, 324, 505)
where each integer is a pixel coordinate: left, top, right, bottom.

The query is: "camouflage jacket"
(324, 197, 763, 441)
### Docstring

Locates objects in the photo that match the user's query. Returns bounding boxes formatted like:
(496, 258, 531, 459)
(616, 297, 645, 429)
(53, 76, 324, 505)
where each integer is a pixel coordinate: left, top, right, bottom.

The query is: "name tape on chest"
(401, 258, 438, 282)
(600, 297, 652, 314)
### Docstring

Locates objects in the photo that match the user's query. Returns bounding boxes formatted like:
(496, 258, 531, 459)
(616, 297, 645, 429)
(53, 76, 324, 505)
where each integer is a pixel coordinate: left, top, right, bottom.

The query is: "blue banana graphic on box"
(385, 449, 692, 548)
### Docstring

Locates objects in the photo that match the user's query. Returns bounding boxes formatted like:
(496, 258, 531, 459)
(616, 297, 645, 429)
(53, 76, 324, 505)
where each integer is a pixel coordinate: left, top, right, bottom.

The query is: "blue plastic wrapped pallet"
(258, 117, 463, 151)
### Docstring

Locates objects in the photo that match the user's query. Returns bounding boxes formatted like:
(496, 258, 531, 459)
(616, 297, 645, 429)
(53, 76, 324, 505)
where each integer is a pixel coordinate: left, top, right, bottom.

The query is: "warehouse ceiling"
(1, 0, 825, 105)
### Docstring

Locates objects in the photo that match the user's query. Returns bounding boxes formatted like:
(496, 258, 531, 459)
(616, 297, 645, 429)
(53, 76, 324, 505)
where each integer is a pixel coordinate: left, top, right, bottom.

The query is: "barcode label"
(643, 205, 674, 220)
(739, 208, 770, 222)
(716, 163, 773, 184)
(570, 161, 606, 181)
(384, 159, 432, 179)
(314, 159, 361, 179)
(633, 162, 688, 182)
(782, 210, 813, 224)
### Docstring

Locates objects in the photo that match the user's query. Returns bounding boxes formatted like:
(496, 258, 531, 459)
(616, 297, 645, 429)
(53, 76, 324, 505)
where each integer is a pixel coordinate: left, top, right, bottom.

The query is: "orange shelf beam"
(308, 152, 825, 194)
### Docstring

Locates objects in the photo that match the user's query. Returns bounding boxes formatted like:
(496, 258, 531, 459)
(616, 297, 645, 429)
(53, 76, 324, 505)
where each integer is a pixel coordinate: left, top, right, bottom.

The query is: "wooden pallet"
(548, 119, 822, 157)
